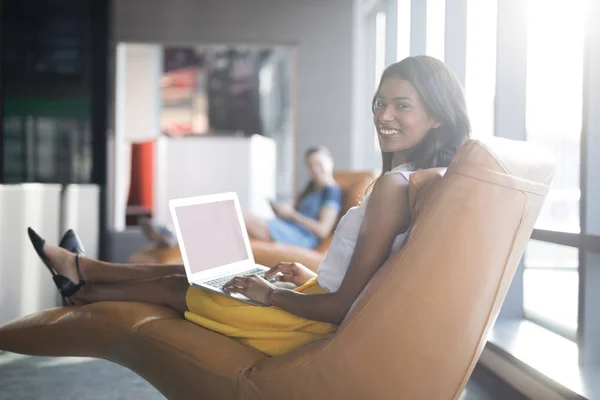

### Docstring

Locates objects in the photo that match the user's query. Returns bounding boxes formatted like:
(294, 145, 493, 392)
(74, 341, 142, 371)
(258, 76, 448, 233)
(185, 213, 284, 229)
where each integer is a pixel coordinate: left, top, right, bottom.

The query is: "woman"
(27, 56, 470, 357)
(245, 145, 342, 249)
(140, 146, 342, 250)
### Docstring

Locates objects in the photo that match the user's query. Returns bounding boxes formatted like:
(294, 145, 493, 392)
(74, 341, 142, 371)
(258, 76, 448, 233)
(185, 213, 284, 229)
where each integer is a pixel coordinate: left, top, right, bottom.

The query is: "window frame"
(492, 0, 600, 365)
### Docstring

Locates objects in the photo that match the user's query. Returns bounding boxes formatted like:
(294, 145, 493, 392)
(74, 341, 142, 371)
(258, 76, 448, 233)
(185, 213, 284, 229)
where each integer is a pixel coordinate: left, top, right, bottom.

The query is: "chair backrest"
(333, 170, 379, 214)
(247, 138, 555, 400)
(314, 170, 378, 252)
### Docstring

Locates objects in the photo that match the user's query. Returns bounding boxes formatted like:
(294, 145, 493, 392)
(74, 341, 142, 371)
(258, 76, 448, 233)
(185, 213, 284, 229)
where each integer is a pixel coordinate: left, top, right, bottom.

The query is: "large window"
(2, 113, 92, 184)
(525, 0, 586, 234)
(374, 11, 387, 153)
(0, 0, 99, 185)
(523, 0, 588, 339)
(396, 0, 411, 62)
(360, 0, 598, 360)
(375, 11, 387, 87)
(465, 0, 497, 138)
(523, 241, 579, 339)
(426, 0, 445, 61)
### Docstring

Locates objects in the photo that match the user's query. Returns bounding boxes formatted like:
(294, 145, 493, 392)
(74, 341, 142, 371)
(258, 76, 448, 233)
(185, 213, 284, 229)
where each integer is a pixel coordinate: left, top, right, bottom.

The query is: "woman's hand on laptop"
(222, 263, 317, 305)
(265, 262, 317, 287)
(223, 275, 277, 306)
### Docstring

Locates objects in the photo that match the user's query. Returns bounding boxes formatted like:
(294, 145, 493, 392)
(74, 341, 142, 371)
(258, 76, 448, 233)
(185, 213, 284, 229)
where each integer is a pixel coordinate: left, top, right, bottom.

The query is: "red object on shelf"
(127, 140, 155, 214)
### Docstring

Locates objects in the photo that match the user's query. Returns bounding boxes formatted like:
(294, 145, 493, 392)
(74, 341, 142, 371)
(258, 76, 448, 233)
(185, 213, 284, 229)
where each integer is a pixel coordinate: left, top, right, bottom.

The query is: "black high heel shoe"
(27, 227, 86, 306)
(58, 229, 85, 256)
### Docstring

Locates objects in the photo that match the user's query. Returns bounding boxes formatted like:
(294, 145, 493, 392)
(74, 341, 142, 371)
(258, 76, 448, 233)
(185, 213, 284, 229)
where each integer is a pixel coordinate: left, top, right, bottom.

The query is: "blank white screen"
(174, 199, 249, 274)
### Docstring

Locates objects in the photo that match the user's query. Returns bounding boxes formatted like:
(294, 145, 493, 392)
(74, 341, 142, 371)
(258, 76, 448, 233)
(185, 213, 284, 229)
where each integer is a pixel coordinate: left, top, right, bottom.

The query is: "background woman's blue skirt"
(267, 218, 319, 249)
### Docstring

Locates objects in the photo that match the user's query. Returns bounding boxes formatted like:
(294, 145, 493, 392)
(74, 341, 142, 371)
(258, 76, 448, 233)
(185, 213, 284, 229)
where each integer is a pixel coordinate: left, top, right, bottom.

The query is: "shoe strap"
(75, 255, 86, 285)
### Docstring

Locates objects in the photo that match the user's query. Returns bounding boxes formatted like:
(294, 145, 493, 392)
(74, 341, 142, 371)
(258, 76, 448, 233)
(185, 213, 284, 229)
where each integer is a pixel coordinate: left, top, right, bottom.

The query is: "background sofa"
(128, 170, 378, 271)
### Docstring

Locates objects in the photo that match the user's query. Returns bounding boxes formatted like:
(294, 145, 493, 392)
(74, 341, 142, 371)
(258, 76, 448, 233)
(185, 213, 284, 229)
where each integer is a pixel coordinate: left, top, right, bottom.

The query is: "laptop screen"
(173, 199, 250, 274)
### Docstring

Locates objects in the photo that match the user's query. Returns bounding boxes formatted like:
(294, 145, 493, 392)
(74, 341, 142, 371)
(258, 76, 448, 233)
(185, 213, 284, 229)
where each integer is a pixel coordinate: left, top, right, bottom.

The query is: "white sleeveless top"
(316, 164, 415, 293)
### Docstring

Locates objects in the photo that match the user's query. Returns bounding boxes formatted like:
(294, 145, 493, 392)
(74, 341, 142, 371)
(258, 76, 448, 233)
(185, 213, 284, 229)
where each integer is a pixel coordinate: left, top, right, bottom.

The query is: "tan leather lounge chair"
(128, 170, 378, 271)
(0, 138, 554, 400)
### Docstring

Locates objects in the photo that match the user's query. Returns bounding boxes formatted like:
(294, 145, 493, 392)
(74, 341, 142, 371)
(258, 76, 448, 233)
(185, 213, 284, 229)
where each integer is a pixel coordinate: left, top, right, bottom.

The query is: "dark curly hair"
(296, 146, 334, 205)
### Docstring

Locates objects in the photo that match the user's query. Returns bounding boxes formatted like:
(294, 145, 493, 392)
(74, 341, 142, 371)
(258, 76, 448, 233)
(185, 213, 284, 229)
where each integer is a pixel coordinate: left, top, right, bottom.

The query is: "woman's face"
(306, 152, 333, 184)
(373, 77, 440, 155)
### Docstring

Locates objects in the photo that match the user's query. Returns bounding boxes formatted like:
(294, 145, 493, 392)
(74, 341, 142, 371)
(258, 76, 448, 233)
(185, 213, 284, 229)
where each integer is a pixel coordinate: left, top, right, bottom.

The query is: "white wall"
(0, 185, 62, 325)
(154, 135, 276, 225)
(113, 0, 356, 191)
(116, 44, 162, 143)
(0, 183, 101, 325)
(62, 185, 101, 260)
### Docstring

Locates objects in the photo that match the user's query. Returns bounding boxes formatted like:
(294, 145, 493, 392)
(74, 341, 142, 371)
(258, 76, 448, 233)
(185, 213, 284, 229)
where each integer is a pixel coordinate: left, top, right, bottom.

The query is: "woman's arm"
(276, 186, 342, 240)
(288, 206, 339, 240)
(225, 173, 411, 324)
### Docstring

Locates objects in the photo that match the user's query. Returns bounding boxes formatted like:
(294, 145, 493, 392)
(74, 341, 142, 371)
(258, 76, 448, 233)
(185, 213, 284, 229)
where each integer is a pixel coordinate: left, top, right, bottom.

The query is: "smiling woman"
(373, 79, 441, 155)
(371, 56, 470, 173)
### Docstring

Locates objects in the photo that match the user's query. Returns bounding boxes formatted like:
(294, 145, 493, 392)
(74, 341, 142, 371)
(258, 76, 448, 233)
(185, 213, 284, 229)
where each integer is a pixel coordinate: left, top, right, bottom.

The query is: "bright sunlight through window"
(465, 0, 497, 138)
(426, 0, 445, 61)
(526, 0, 588, 233)
(375, 11, 387, 87)
(523, 0, 590, 340)
(524, 241, 579, 339)
(374, 11, 386, 152)
(396, 0, 411, 61)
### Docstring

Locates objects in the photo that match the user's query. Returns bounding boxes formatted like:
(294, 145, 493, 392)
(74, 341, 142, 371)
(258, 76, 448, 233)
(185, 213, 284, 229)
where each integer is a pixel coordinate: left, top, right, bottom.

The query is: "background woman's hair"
(372, 55, 471, 177)
(304, 145, 332, 160)
(296, 146, 334, 206)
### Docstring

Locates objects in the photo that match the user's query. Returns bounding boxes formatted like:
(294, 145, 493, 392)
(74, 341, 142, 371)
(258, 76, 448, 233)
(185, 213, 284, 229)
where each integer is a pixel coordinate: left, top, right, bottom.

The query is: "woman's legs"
(77, 276, 189, 315)
(243, 211, 272, 241)
(79, 257, 185, 283)
(44, 243, 184, 284)
(43, 243, 188, 312)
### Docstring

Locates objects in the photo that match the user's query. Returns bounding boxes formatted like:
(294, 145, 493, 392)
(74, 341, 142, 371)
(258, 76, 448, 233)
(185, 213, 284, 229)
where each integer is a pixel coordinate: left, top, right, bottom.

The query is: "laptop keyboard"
(204, 268, 267, 290)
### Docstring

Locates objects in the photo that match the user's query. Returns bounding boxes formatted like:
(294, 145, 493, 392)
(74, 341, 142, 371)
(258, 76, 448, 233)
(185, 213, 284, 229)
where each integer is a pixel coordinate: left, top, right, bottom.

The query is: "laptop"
(169, 192, 271, 306)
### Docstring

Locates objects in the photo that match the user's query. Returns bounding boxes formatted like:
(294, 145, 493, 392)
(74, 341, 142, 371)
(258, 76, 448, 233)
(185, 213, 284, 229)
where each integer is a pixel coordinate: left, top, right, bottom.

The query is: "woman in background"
(245, 146, 342, 249)
(141, 146, 342, 250)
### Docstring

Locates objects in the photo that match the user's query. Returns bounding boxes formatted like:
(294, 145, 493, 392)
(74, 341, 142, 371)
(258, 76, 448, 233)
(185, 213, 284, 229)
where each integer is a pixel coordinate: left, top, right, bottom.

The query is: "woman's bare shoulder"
(370, 171, 410, 198)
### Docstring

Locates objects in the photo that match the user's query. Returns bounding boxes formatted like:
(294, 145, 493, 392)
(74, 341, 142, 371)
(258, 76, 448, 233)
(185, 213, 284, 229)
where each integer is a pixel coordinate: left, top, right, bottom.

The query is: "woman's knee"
(159, 275, 189, 313)
(244, 213, 271, 240)
(161, 275, 188, 294)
